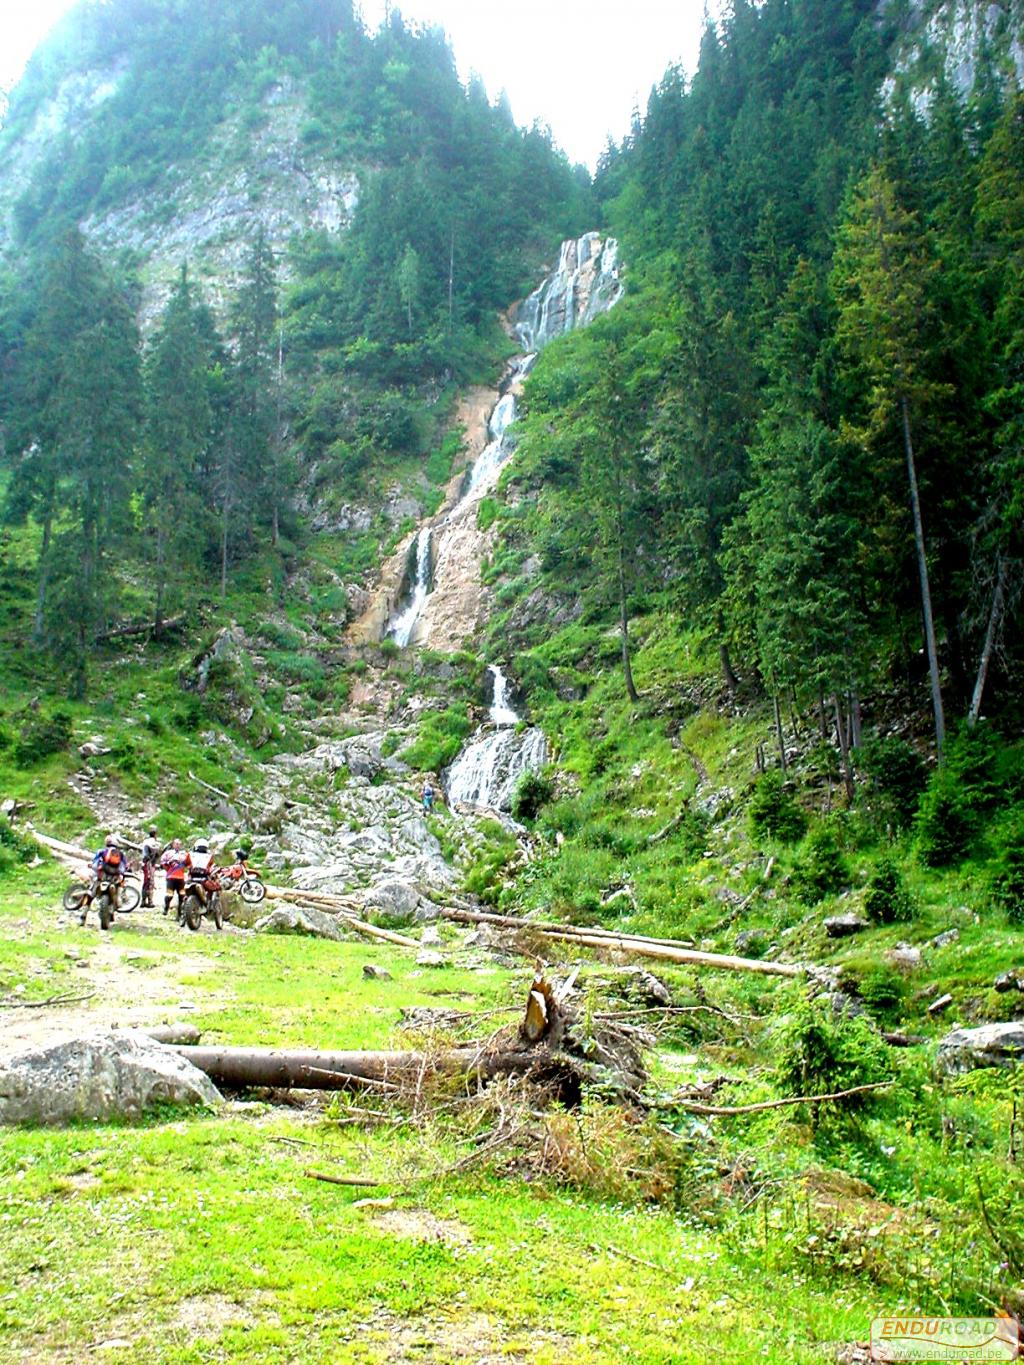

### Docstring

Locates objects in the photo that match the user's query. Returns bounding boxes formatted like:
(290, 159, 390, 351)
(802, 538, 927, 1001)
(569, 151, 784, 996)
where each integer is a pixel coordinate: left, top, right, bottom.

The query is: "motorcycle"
(62, 872, 137, 930)
(180, 870, 224, 932)
(220, 850, 266, 904)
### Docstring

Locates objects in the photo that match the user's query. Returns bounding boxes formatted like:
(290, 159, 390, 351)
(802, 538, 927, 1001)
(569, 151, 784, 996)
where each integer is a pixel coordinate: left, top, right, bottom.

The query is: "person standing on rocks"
(140, 828, 162, 908)
(422, 782, 435, 814)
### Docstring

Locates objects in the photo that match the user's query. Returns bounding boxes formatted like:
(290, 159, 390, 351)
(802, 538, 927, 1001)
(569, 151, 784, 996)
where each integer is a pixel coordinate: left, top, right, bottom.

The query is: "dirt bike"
(180, 872, 224, 932)
(220, 852, 266, 904)
(63, 873, 135, 930)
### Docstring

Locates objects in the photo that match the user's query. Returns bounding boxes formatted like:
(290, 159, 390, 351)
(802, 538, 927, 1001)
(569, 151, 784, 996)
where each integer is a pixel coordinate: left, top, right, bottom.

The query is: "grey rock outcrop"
(935, 1022, 1024, 1075)
(824, 913, 869, 939)
(0, 1031, 221, 1125)
(254, 904, 345, 941)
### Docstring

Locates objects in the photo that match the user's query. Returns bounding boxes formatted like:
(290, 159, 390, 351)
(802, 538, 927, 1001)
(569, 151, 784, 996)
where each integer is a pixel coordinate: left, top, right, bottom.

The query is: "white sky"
(0, 0, 712, 168)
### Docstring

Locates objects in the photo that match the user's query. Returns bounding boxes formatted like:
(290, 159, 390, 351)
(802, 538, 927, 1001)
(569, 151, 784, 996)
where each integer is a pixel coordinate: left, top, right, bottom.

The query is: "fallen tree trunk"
(440, 907, 803, 978)
(95, 615, 185, 642)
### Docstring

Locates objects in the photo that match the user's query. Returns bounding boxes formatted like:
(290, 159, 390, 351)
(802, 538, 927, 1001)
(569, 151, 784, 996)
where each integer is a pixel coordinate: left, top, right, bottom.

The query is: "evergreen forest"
(0, 2, 1023, 1361)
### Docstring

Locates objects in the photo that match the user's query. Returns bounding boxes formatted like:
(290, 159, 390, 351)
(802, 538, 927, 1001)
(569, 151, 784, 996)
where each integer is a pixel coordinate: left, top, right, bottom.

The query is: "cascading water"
(488, 664, 520, 727)
(446, 664, 547, 811)
(515, 233, 622, 351)
(385, 526, 432, 646)
(465, 354, 535, 497)
(388, 233, 622, 806)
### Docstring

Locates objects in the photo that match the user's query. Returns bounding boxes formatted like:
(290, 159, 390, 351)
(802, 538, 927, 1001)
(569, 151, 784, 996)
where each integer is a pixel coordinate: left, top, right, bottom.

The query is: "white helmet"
(194, 840, 209, 853)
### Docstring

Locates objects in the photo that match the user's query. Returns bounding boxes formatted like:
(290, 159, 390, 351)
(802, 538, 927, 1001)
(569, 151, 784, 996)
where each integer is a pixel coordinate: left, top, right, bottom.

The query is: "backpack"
(102, 847, 124, 870)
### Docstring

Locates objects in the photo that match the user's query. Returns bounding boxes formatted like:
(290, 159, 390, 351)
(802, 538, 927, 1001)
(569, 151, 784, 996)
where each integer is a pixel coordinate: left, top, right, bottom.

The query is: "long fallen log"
(171, 1044, 547, 1091)
(441, 906, 696, 951)
(440, 907, 803, 978)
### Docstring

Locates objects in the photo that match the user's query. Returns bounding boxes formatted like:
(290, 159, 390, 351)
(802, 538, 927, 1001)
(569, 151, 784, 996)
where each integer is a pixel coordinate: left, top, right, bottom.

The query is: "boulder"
(415, 950, 447, 968)
(824, 913, 869, 939)
(887, 944, 923, 972)
(994, 971, 1024, 994)
(0, 1031, 221, 1125)
(935, 1022, 1024, 1076)
(362, 964, 393, 981)
(362, 880, 422, 921)
(930, 928, 960, 949)
(254, 904, 345, 942)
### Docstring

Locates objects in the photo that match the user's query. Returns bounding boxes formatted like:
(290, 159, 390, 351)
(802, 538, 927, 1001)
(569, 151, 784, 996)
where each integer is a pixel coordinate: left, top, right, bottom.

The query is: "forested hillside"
(1, 3, 1024, 1361)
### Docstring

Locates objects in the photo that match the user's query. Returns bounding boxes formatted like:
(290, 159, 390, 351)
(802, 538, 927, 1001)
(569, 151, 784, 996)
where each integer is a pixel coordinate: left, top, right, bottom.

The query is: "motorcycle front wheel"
(63, 883, 90, 912)
(119, 879, 141, 912)
(239, 878, 266, 904)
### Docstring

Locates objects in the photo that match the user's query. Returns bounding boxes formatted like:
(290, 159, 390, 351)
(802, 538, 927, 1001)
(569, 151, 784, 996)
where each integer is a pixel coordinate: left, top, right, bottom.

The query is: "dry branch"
(669, 1080, 893, 1116)
(304, 1169, 383, 1188)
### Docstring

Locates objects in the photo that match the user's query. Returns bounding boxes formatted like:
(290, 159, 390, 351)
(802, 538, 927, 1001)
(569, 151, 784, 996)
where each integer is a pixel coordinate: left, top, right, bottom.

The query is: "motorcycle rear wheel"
(211, 894, 223, 930)
(183, 894, 202, 931)
(98, 897, 114, 931)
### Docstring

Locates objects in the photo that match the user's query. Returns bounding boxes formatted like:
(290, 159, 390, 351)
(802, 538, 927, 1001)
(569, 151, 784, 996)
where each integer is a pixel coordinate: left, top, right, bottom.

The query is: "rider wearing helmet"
(187, 839, 216, 907)
(81, 833, 130, 925)
(160, 838, 189, 918)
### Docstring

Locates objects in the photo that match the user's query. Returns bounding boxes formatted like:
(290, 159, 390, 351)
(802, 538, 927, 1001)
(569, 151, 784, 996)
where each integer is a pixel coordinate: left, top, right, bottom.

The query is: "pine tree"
(832, 166, 948, 758)
(141, 265, 217, 629)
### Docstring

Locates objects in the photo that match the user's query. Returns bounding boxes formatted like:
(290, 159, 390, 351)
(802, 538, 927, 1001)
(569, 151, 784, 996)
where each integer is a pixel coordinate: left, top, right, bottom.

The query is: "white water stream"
(383, 234, 622, 807)
(385, 526, 432, 646)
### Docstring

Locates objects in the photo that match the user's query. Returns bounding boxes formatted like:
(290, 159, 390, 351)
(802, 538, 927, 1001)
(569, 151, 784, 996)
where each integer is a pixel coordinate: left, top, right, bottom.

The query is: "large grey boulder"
(362, 879, 422, 921)
(254, 904, 345, 941)
(0, 1031, 221, 1125)
(935, 1022, 1024, 1076)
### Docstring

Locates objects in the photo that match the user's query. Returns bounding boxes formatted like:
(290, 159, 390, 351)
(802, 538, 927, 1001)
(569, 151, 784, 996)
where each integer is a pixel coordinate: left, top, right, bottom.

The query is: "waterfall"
(515, 233, 622, 352)
(488, 664, 519, 727)
(445, 724, 547, 812)
(385, 526, 432, 646)
(444, 663, 545, 810)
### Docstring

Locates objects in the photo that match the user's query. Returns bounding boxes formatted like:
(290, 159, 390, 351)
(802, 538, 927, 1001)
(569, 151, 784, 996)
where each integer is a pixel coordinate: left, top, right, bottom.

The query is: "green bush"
(401, 704, 472, 772)
(915, 727, 1003, 867)
(991, 818, 1024, 926)
(774, 996, 893, 1110)
(258, 620, 304, 650)
(864, 855, 915, 924)
(792, 824, 847, 903)
(915, 768, 975, 867)
(855, 734, 927, 828)
(855, 965, 909, 1024)
(0, 819, 38, 876)
(13, 708, 73, 767)
(265, 651, 328, 698)
(748, 770, 806, 843)
(511, 769, 554, 822)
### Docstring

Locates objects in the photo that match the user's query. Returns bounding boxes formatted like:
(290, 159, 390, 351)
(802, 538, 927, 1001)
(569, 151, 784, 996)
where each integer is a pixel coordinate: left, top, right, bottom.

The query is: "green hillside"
(1, 1, 1023, 1361)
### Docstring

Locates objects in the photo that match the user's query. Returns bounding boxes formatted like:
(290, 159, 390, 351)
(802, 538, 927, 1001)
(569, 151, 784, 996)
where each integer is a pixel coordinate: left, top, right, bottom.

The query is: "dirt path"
(0, 911, 234, 1057)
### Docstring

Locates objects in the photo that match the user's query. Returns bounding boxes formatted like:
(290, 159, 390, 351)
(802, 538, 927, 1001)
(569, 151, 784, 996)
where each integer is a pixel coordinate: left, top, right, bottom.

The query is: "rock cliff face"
(882, 0, 1024, 114)
(0, 73, 358, 331)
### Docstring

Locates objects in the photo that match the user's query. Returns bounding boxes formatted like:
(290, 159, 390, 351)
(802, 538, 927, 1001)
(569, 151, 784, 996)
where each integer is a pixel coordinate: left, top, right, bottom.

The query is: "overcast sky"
(0, 0, 713, 167)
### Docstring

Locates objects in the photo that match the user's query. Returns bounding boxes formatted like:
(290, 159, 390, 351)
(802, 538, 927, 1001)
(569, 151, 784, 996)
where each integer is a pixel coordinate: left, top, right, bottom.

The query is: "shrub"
(855, 734, 927, 828)
(258, 620, 304, 650)
(792, 824, 847, 903)
(511, 769, 554, 822)
(774, 996, 893, 1109)
(0, 819, 37, 876)
(992, 818, 1024, 926)
(916, 726, 1004, 867)
(748, 770, 806, 843)
(915, 768, 975, 867)
(864, 855, 915, 924)
(401, 704, 472, 772)
(855, 965, 909, 1024)
(13, 709, 73, 767)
